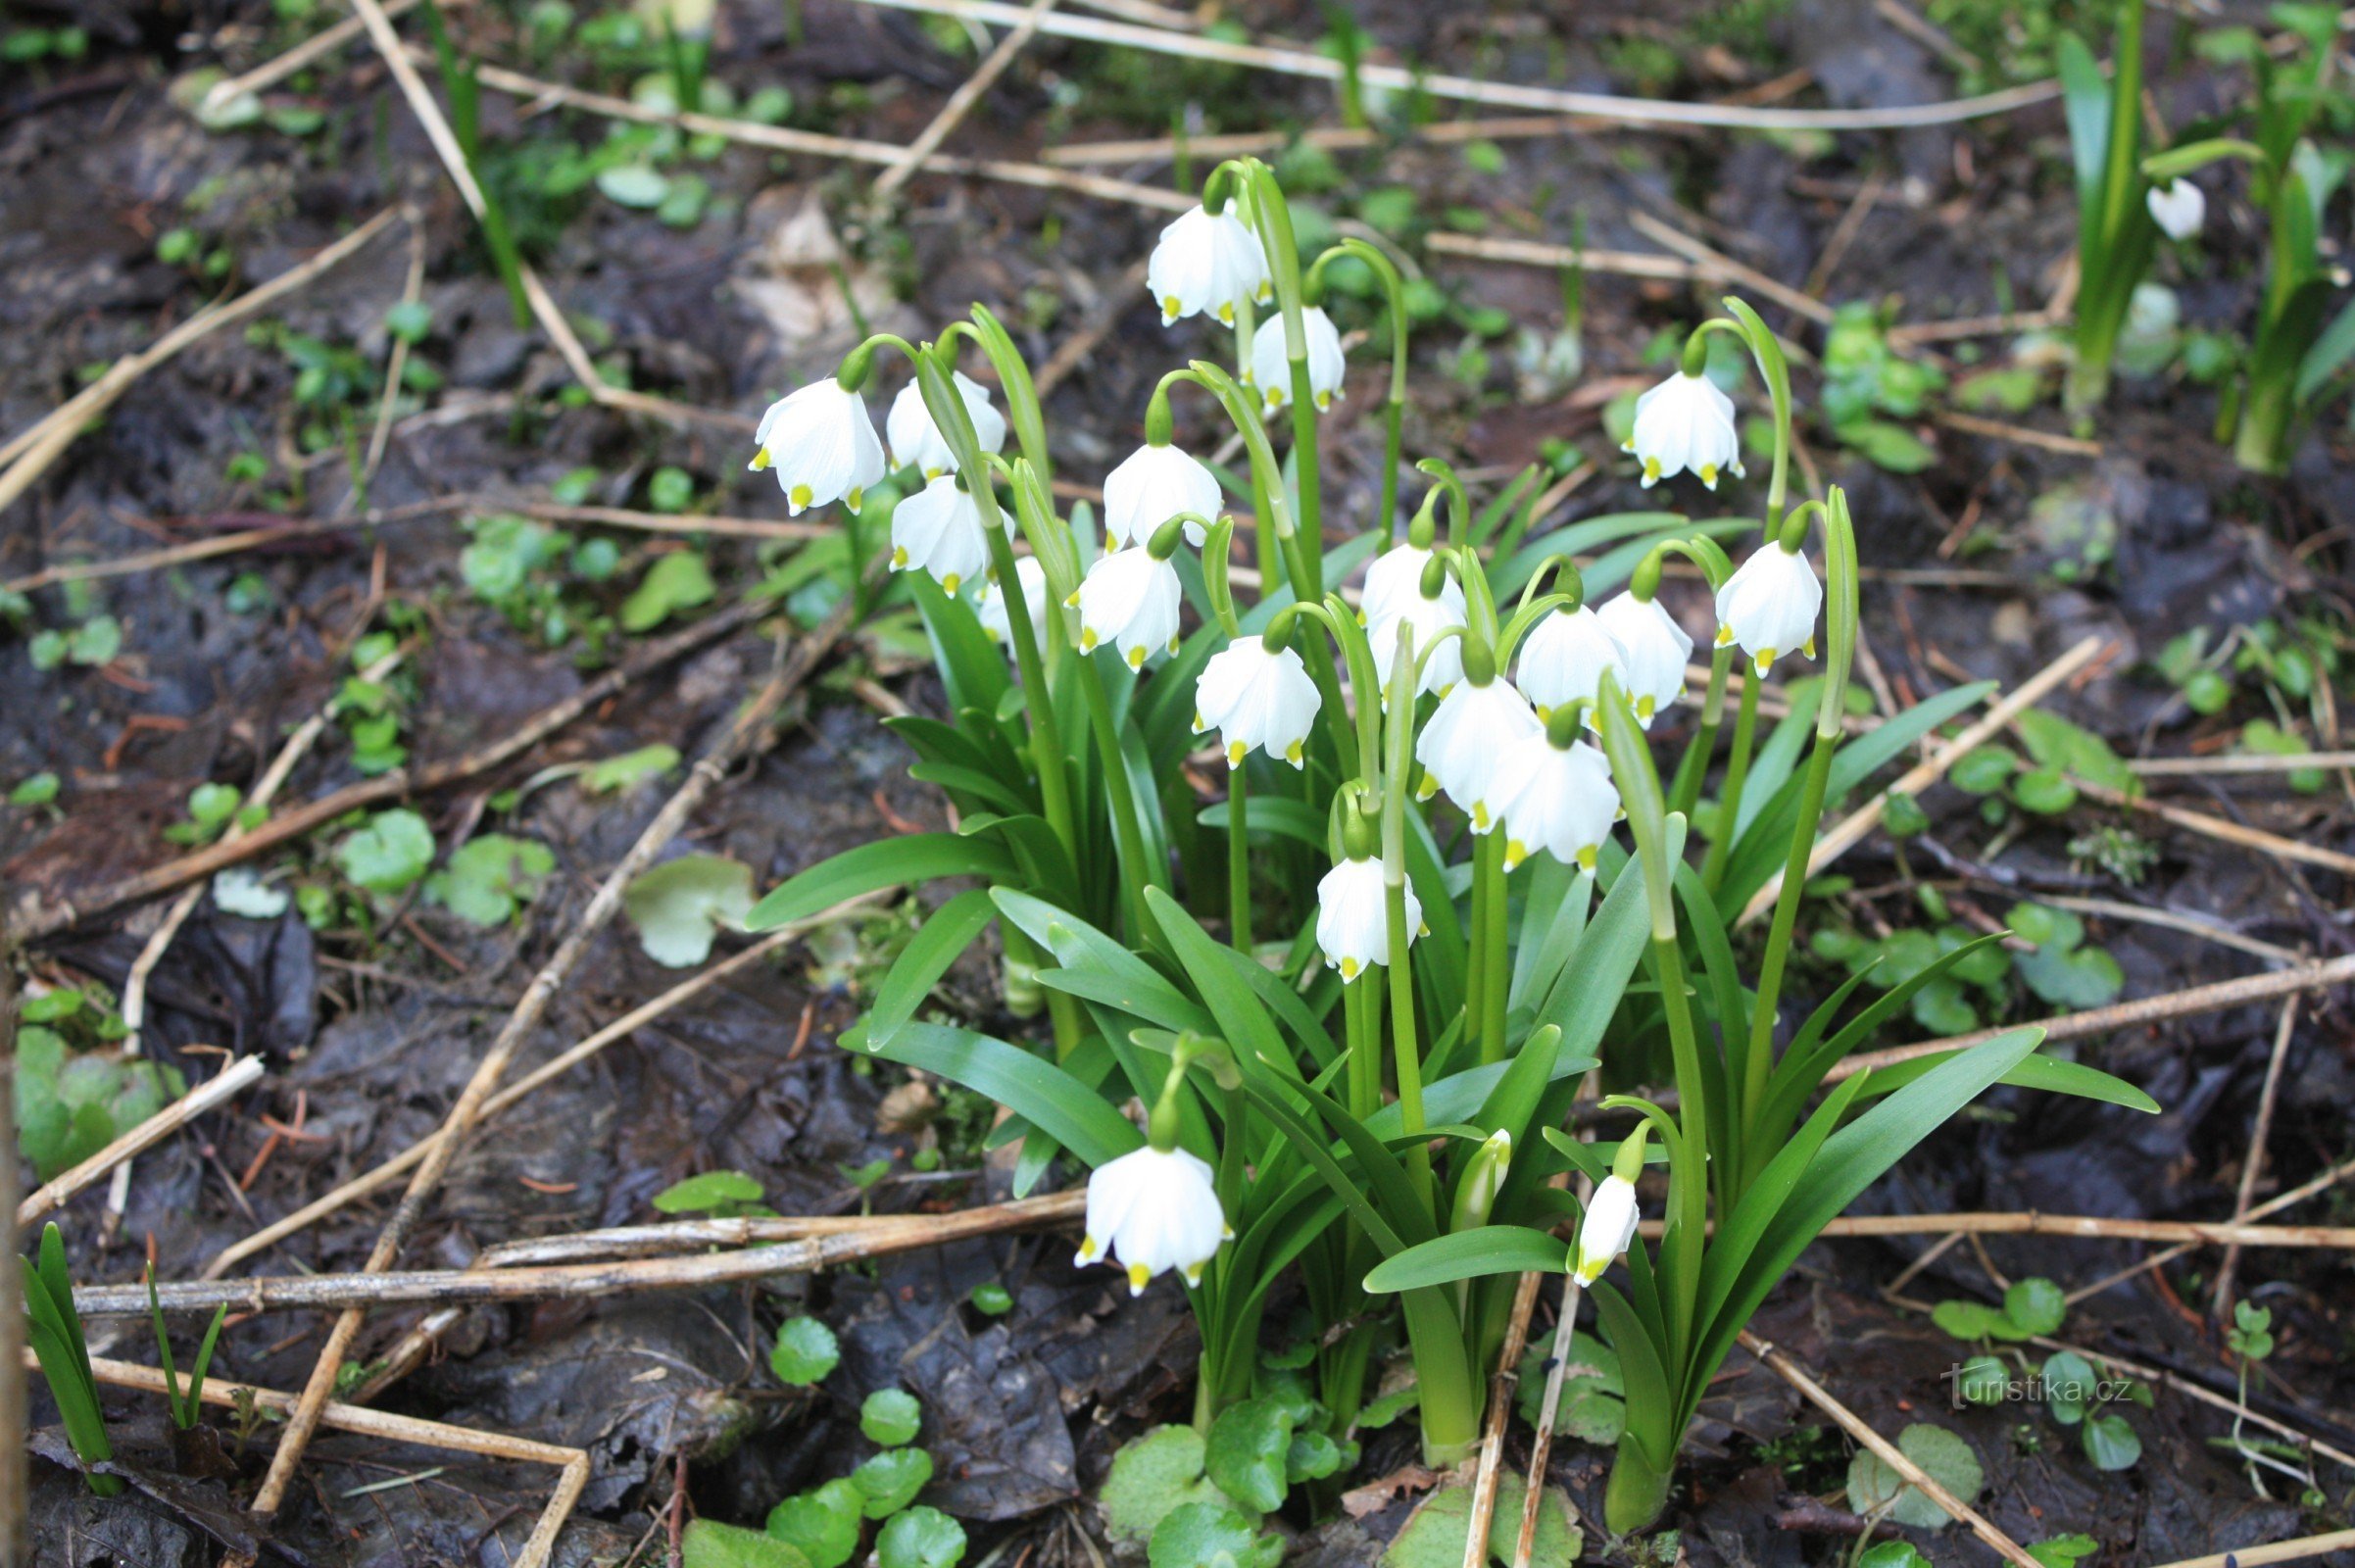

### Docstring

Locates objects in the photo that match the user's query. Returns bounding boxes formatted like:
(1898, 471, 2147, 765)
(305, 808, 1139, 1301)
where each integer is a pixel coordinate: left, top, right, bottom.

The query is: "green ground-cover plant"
(739, 161, 2158, 1534)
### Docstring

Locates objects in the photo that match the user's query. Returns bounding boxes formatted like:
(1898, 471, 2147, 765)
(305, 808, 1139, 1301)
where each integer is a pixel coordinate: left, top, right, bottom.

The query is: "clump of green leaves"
(336, 808, 436, 895)
(1820, 302, 1946, 473)
(335, 630, 415, 775)
(654, 1169, 770, 1218)
(148, 1267, 230, 1430)
(16, 989, 179, 1181)
(1936, 1278, 2147, 1471)
(424, 834, 554, 925)
(24, 1224, 123, 1495)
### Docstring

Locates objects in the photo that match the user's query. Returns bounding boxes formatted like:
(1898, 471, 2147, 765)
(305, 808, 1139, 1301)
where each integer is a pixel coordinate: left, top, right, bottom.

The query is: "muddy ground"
(2, 0, 2352, 1562)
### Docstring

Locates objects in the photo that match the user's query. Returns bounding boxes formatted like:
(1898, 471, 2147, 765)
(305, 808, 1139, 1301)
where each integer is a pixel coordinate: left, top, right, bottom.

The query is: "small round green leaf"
(968, 1282, 1012, 1315)
(1149, 1502, 1283, 1568)
(1203, 1397, 1292, 1515)
(765, 1479, 863, 1568)
(1955, 1355, 2011, 1406)
(656, 1170, 764, 1212)
(2083, 1412, 2142, 1471)
(861, 1388, 922, 1446)
(876, 1506, 965, 1568)
(682, 1518, 812, 1568)
(2004, 1278, 2067, 1337)
(770, 1316, 840, 1387)
(851, 1447, 933, 1518)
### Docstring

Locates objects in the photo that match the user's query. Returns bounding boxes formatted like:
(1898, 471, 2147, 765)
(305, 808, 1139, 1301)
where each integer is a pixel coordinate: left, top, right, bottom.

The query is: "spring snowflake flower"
(1623, 371, 1742, 490)
(1146, 201, 1269, 327)
(1075, 1145, 1228, 1295)
(1069, 545, 1183, 668)
(1314, 854, 1421, 981)
(884, 370, 1006, 479)
(2146, 179, 2205, 242)
(976, 556, 1048, 649)
(1514, 605, 1626, 722)
(1104, 441, 1219, 551)
(888, 475, 990, 594)
(1195, 638, 1321, 767)
(1491, 727, 1619, 873)
(1713, 543, 1821, 674)
(1415, 675, 1541, 831)
(749, 377, 886, 515)
(1360, 540, 1455, 629)
(1367, 587, 1467, 702)
(1248, 307, 1348, 413)
(1572, 1173, 1641, 1286)
(1595, 592, 1692, 726)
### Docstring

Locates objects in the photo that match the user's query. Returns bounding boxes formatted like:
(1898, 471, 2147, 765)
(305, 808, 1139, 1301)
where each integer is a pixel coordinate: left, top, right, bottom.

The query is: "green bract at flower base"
(742, 169, 2162, 1492)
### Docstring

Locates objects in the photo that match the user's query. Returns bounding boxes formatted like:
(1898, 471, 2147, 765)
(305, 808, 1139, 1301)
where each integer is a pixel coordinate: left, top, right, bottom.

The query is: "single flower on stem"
(1076, 1144, 1227, 1295)
(1314, 853, 1420, 980)
(889, 474, 990, 593)
(1069, 519, 1185, 668)
(1571, 1122, 1650, 1286)
(1414, 642, 1540, 830)
(1713, 539, 1821, 674)
(1248, 306, 1347, 412)
(1195, 635, 1322, 767)
(749, 377, 885, 514)
(1361, 537, 1454, 629)
(1147, 200, 1269, 327)
(886, 370, 1006, 478)
(976, 556, 1048, 650)
(2146, 178, 2205, 241)
(1595, 590, 1692, 727)
(1623, 364, 1742, 490)
(1514, 603, 1626, 722)
(1104, 440, 1219, 550)
(1491, 707, 1620, 872)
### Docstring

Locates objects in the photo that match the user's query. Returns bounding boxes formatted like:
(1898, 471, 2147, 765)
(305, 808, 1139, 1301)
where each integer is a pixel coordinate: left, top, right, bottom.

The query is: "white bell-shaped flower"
(1314, 855, 1420, 981)
(2146, 179, 2205, 242)
(1491, 729, 1619, 873)
(1514, 605, 1626, 722)
(889, 475, 989, 593)
(1623, 371, 1743, 490)
(1368, 589, 1466, 703)
(1360, 540, 1451, 629)
(750, 377, 886, 515)
(1595, 593, 1692, 726)
(1713, 544, 1822, 674)
(1069, 545, 1183, 668)
(976, 556, 1048, 649)
(1249, 307, 1348, 413)
(885, 370, 1006, 479)
(1572, 1173, 1642, 1286)
(1075, 1144, 1228, 1295)
(1146, 201, 1269, 328)
(1416, 676, 1541, 830)
(1195, 638, 1321, 767)
(1104, 442, 1219, 551)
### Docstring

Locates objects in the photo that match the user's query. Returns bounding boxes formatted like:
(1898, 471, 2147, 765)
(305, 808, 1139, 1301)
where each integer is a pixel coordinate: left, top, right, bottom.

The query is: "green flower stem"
(1717, 301, 1792, 529)
(1669, 645, 1735, 820)
(1737, 733, 1836, 1190)
(1646, 934, 1711, 1329)
(1473, 831, 1509, 1065)
(1344, 972, 1379, 1122)
(1401, 1285, 1481, 1466)
(1074, 652, 1163, 947)
(1379, 626, 1432, 1208)
(1697, 673, 1761, 891)
(1227, 760, 1251, 952)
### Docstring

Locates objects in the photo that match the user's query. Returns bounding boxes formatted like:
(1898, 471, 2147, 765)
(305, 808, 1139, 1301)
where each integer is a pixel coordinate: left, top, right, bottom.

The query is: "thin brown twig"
(4, 596, 764, 945)
(2070, 776, 2355, 878)
(246, 592, 857, 1518)
(1741, 1331, 2042, 1568)
(2144, 1531, 2355, 1568)
(17, 1057, 266, 1228)
(1462, 1267, 1545, 1568)
(2034, 895, 2304, 968)
(2067, 1152, 2355, 1306)
(2210, 995, 2299, 1319)
(872, 0, 1061, 204)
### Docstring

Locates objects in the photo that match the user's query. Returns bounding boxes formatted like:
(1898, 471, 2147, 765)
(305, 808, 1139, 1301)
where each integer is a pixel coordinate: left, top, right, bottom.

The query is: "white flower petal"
(1623, 371, 1742, 490)
(884, 370, 1006, 478)
(1072, 546, 1183, 668)
(1314, 856, 1417, 978)
(1572, 1174, 1641, 1285)
(1196, 639, 1321, 766)
(1595, 594, 1692, 726)
(1104, 443, 1219, 551)
(1249, 307, 1347, 413)
(1712, 545, 1822, 674)
(749, 378, 887, 514)
(888, 475, 990, 593)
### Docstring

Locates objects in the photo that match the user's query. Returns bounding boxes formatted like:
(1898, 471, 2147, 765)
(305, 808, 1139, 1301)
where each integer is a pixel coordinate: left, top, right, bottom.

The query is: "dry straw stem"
(16, 1056, 265, 1227)
(1830, 951, 2355, 1083)
(90, 1193, 1086, 1318)
(52, 1351, 588, 1568)
(853, 0, 2062, 128)
(2145, 1532, 2355, 1568)
(2068, 775, 2355, 879)
(1935, 409, 2101, 457)
(1740, 1331, 2042, 1568)
(4, 595, 765, 945)
(2064, 1152, 2355, 1307)
(1737, 633, 2111, 927)
(2211, 996, 2299, 1318)
(1462, 1266, 1550, 1568)
(2035, 894, 2304, 968)
(1626, 212, 1837, 327)
(202, 893, 889, 1278)
(0, 209, 402, 514)
(247, 591, 859, 1516)
(2130, 751, 2355, 776)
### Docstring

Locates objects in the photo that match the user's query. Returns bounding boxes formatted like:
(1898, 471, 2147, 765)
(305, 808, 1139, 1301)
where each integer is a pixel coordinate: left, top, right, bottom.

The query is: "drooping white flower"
(1623, 371, 1742, 490)
(1359, 540, 1452, 629)
(1069, 545, 1183, 668)
(1368, 588, 1466, 702)
(1314, 855, 1421, 981)
(2146, 179, 2205, 242)
(1595, 593, 1693, 726)
(1075, 1144, 1228, 1295)
(1195, 638, 1321, 767)
(1249, 307, 1348, 413)
(1572, 1174, 1641, 1286)
(888, 475, 990, 593)
(1416, 677, 1541, 830)
(1713, 544, 1822, 674)
(885, 370, 1006, 479)
(750, 377, 886, 515)
(1490, 730, 1619, 873)
(976, 556, 1048, 649)
(1104, 442, 1220, 551)
(1146, 201, 1269, 328)
(1514, 605, 1626, 723)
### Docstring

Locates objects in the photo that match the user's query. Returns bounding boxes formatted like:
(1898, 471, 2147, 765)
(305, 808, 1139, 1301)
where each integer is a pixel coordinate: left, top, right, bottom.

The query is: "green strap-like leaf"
(845, 1020, 1142, 1168)
(868, 889, 999, 1050)
(1362, 1224, 1566, 1293)
(746, 834, 1017, 931)
(1850, 1049, 2160, 1114)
